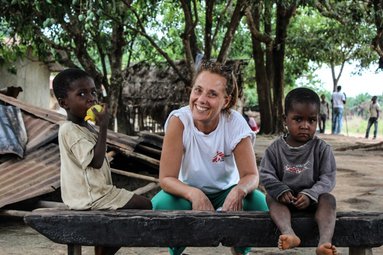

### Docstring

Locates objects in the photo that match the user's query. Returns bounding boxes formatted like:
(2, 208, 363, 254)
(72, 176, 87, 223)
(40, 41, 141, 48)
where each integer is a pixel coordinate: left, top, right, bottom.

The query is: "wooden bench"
(24, 209, 383, 255)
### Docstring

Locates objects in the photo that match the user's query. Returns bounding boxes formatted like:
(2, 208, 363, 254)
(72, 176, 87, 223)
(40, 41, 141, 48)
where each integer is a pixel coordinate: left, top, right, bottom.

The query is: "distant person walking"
(331, 86, 346, 134)
(319, 94, 330, 133)
(365, 96, 380, 139)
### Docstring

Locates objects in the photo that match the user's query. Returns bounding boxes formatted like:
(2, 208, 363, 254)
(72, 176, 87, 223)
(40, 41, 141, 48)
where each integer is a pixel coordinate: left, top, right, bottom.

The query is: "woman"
(152, 60, 268, 255)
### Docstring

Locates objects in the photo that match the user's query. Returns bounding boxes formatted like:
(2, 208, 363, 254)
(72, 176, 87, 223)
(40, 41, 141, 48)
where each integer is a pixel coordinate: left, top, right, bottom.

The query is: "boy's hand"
(278, 191, 296, 205)
(294, 193, 310, 209)
(93, 103, 109, 128)
(89, 103, 109, 169)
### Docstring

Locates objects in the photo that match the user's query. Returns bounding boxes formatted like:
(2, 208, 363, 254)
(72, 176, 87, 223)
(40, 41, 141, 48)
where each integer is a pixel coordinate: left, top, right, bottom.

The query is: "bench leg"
(67, 244, 82, 255)
(349, 247, 373, 255)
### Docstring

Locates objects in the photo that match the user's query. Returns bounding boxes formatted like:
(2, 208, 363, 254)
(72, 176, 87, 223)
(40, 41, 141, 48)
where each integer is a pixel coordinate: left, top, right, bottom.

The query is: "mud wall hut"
(121, 60, 246, 134)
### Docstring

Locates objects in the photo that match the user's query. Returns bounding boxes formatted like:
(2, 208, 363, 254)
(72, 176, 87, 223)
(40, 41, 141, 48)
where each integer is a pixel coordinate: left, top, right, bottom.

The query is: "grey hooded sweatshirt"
(260, 136, 336, 203)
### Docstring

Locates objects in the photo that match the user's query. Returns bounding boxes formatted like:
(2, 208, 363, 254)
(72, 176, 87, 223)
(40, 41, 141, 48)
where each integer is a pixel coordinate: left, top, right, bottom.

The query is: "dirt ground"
(0, 134, 382, 255)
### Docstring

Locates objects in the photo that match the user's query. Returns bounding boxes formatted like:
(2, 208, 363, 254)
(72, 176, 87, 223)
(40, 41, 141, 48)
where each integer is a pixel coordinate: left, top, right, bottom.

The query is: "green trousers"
(151, 185, 269, 255)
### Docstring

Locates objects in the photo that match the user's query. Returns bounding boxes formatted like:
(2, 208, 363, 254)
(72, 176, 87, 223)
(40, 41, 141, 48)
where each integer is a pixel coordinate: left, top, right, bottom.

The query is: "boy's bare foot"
(278, 234, 301, 250)
(316, 243, 337, 255)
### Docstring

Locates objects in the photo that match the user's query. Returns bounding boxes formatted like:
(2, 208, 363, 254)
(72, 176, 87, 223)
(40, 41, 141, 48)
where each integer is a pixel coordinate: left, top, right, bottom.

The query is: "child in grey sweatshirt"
(260, 88, 337, 255)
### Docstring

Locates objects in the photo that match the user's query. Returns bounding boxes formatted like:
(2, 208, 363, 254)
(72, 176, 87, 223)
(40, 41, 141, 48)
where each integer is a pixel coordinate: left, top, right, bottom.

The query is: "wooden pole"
(349, 247, 372, 255)
(111, 168, 159, 183)
(0, 209, 30, 217)
(133, 182, 160, 195)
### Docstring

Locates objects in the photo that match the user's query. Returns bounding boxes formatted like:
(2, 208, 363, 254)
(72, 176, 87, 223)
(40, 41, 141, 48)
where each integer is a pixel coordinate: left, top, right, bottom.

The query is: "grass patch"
(340, 115, 382, 137)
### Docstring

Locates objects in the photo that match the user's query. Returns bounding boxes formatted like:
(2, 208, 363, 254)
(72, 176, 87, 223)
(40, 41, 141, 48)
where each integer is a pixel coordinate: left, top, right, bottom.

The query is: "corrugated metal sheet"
(0, 143, 60, 208)
(0, 93, 139, 153)
(0, 94, 63, 208)
(0, 93, 159, 209)
(22, 111, 59, 154)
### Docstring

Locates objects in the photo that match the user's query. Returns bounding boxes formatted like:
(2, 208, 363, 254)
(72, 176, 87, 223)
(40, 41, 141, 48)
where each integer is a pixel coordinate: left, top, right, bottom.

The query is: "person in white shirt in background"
(331, 86, 346, 134)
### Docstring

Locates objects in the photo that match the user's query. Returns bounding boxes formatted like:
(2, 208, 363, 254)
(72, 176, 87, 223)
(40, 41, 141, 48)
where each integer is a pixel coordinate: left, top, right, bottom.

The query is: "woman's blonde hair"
(192, 60, 238, 113)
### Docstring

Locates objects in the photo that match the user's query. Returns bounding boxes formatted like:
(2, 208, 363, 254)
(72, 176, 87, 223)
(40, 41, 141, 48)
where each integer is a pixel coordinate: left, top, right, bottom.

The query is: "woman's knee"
(244, 189, 269, 211)
(151, 190, 191, 210)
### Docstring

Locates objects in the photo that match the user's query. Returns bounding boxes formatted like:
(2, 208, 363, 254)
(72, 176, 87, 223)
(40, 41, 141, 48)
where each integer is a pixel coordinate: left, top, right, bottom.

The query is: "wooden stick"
(335, 141, 383, 151)
(136, 144, 161, 155)
(35, 200, 68, 209)
(0, 209, 30, 217)
(110, 146, 159, 167)
(133, 182, 160, 195)
(111, 168, 159, 183)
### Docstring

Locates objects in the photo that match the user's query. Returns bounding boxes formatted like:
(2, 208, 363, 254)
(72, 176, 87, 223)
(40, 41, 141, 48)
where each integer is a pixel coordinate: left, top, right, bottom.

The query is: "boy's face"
(284, 102, 318, 147)
(60, 77, 98, 122)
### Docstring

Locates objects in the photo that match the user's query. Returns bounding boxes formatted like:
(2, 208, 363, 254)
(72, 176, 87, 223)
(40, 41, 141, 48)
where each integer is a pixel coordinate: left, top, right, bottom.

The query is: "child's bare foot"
(316, 243, 337, 255)
(278, 234, 301, 250)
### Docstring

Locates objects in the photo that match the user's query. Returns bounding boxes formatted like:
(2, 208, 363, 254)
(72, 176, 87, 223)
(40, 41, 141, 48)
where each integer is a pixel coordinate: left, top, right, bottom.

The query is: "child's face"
(284, 102, 318, 147)
(61, 77, 98, 122)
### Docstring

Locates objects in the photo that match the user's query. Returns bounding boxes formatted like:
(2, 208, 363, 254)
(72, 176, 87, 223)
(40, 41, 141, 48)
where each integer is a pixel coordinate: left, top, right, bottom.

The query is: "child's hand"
(93, 103, 109, 128)
(278, 191, 296, 205)
(294, 193, 310, 209)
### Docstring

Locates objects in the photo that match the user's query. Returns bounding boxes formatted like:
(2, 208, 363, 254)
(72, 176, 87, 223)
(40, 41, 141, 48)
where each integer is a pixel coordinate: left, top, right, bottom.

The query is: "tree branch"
(217, 0, 248, 62)
(245, 6, 273, 45)
(126, 7, 190, 84)
(204, 0, 215, 59)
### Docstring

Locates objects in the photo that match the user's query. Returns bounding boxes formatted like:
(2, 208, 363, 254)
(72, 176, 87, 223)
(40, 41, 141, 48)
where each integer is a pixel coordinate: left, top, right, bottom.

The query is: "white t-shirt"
(165, 106, 255, 194)
(369, 102, 380, 118)
(331, 91, 346, 108)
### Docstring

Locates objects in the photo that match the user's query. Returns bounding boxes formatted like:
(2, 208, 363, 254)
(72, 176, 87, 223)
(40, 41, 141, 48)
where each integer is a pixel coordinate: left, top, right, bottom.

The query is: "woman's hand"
(221, 186, 247, 211)
(230, 136, 259, 211)
(189, 188, 214, 211)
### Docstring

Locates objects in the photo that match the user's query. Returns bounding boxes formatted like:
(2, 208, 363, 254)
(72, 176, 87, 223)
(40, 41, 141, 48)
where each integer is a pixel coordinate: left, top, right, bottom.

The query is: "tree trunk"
(271, 3, 297, 133)
(253, 41, 273, 134)
(247, 2, 273, 134)
(246, 2, 297, 134)
(272, 4, 288, 133)
(108, 22, 133, 134)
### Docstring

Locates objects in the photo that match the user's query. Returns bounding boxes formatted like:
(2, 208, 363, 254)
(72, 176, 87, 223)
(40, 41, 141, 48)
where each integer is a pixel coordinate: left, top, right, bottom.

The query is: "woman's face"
(189, 71, 230, 133)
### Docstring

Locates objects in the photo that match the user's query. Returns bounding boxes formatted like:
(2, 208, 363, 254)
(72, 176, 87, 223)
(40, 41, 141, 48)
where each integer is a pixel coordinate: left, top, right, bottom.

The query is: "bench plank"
(24, 209, 383, 249)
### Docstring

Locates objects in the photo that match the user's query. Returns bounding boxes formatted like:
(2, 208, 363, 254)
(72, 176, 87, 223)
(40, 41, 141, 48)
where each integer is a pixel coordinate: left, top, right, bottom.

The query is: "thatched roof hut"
(121, 60, 247, 132)
(122, 61, 189, 125)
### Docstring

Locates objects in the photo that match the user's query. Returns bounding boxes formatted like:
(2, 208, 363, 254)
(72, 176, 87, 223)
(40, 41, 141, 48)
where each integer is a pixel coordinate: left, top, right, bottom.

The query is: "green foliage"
(241, 60, 258, 107)
(0, 0, 382, 118)
(0, 0, 168, 77)
(229, 21, 253, 59)
(0, 20, 27, 73)
(243, 84, 258, 108)
(287, 5, 376, 88)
